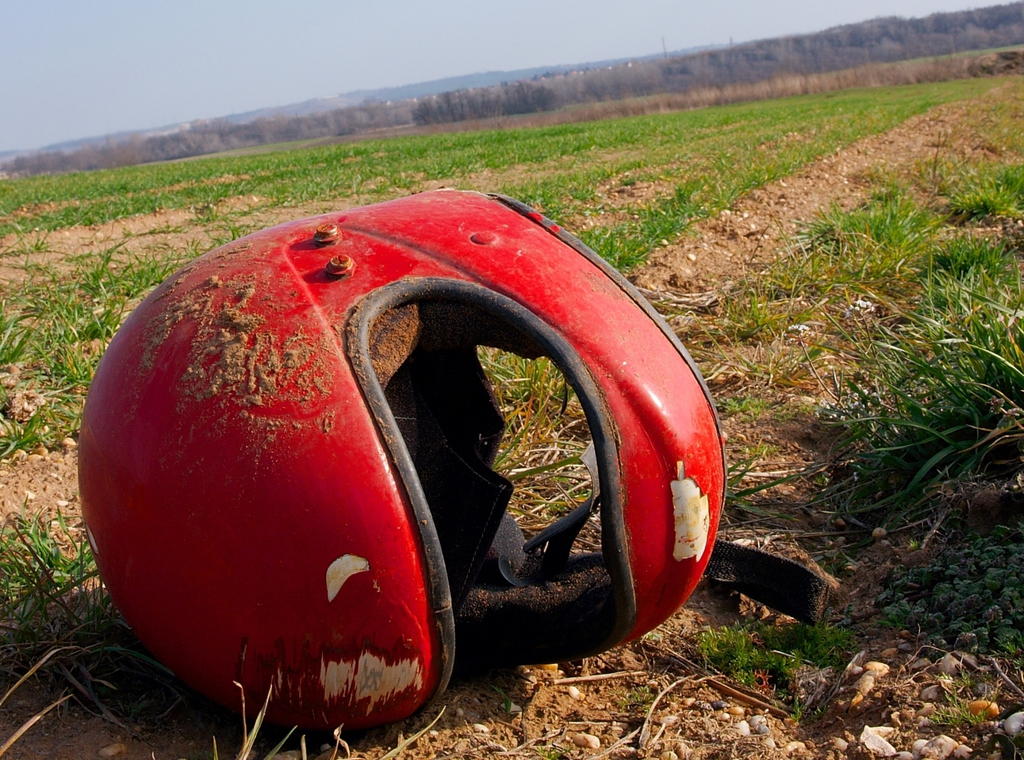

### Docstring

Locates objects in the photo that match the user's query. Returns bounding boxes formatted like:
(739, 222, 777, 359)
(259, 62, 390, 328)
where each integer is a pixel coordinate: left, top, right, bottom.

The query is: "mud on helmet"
(79, 190, 727, 730)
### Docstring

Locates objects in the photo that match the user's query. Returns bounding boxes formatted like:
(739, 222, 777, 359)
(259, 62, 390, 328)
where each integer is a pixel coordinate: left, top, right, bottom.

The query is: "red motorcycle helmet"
(79, 190, 725, 730)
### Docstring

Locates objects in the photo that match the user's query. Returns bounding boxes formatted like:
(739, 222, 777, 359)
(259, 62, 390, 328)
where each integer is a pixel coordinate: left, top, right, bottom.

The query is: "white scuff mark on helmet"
(86, 524, 99, 556)
(319, 651, 423, 710)
(671, 461, 710, 562)
(326, 554, 369, 602)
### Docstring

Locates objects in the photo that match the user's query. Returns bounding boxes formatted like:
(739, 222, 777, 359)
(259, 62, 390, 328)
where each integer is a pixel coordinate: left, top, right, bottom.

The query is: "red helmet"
(79, 190, 724, 730)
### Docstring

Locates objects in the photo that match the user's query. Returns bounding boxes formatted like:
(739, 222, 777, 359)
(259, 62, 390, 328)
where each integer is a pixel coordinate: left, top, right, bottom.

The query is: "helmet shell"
(79, 190, 724, 729)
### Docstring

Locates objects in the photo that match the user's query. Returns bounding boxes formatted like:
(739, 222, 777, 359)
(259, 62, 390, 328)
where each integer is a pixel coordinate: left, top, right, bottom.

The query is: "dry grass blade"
(0, 694, 72, 758)
(57, 661, 133, 734)
(0, 646, 74, 711)
(378, 706, 446, 760)
(639, 678, 686, 748)
(636, 286, 720, 312)
(553, 670, 647, 685)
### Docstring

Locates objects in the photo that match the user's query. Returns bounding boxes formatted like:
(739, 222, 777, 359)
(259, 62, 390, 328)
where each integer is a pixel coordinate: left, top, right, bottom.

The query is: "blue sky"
(0, 0, 1000, 152)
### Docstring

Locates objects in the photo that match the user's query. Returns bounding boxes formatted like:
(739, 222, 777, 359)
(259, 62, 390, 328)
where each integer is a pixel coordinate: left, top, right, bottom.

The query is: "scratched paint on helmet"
(319, 651, 423, 712)
(671, 461, 710, 562)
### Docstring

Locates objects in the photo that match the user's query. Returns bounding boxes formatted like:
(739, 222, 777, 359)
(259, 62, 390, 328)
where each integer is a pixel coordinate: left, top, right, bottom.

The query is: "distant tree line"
(411, 81, 557, 124)
(4, 101, 412, 175)
(5, 1, 1023, 175)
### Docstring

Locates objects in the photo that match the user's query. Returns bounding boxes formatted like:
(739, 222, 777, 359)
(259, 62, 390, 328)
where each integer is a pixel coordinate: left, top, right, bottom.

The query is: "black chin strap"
(487, 441, 840, 624)
(704, 540, 842, 624)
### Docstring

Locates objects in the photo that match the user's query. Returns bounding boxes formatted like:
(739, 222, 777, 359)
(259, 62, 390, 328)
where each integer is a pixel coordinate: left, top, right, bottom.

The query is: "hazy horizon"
(0, 0, 1008, 153)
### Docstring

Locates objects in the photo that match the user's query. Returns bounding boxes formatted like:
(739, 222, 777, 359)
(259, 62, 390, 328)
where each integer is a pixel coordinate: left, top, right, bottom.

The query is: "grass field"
(2, 75, 1024, 757)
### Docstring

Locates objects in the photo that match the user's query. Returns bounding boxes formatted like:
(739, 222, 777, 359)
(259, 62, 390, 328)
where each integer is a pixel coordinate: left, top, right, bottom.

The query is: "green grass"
(1, 79, 996, 248)
(696, 622, 853, 703)
(947, 164, 1024, 220)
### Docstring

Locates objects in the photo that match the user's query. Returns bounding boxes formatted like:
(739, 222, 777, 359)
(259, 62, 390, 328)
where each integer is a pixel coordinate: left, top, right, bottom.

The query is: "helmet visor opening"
(350, 284, 634, 671)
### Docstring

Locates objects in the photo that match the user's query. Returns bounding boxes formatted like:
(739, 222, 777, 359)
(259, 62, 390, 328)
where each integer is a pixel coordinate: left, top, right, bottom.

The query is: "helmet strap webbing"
(704, 540, 843, 624)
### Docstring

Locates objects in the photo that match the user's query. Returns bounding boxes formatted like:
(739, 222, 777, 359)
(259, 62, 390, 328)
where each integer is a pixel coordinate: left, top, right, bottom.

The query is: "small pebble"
(785, 740, 806, 755)
(968, 700, 999, 718)
(320, 744, 332, 753)
(938, 653, 960, 676)
(728, 705, 745, 717)
(859, 725, 896, 756)
(917, 703, 936, 718)
(573, 733, 600, 750)
(660, 715, 680, 726)
(854, 673, 876, 696)
(880, 647, 900, 659)
(710, 700, 728, 710)
(865, 661, 890, 676)
(681, 697, 696, 708)
(850, 665, 865, 676)
(834, 737, 849, 751)
(763, 737, 777, 749)
(872, 527, 888, 539)
(660, 752, 679, 760)
(97, 745, 127, 759)
(916, 735, 958, 760)
(910, 658, 932, 671)
(896, 753, 915, 760)
(735, 720, 751, 736)
(567, 686, 583, 701)
(970, 682, 995, 698)
(1003, 711, 1024, 737)
(834, 517, 847, 529)
(472, 723, 490, 734)
(921, 685, 944, 701)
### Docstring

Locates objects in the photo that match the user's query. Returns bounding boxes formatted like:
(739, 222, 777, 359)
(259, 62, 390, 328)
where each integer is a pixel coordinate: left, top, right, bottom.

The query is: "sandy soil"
(2, 88, 1020, 759)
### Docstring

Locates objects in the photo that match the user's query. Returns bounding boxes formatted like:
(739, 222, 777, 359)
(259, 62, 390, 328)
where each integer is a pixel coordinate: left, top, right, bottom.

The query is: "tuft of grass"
(947, 164, 1024, 220)
(824, 271, 1024, 520)
(798, 186, 937, 267)
(478, 350, 592, 526)
(696, 622, 853, 701)
(931, 232, 1012, 279)
(0, 511, 178, 720)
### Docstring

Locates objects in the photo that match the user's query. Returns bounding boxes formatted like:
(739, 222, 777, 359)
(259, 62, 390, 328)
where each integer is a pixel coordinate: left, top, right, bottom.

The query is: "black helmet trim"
(346, 277, 636, 682)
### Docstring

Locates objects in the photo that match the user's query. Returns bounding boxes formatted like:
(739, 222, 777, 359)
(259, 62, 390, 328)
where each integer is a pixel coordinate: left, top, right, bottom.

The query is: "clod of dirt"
(965, 485, 1024, 534)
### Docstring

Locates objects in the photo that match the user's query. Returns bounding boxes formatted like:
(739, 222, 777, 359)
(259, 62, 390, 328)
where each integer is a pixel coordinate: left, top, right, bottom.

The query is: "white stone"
(472, 723, 490, 734)
(735, 720, 750, 736)
(1004, 712, 1024, 737)
(917, 735, 959, 760)
(834, 737, 849, 750)
(573, 733, 600, 750)
(859, 725, 897, 756)
(567, 685, 583, 700)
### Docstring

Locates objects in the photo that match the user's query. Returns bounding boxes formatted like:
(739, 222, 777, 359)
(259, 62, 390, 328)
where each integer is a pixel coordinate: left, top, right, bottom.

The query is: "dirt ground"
(2, 89, 1021, 759)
